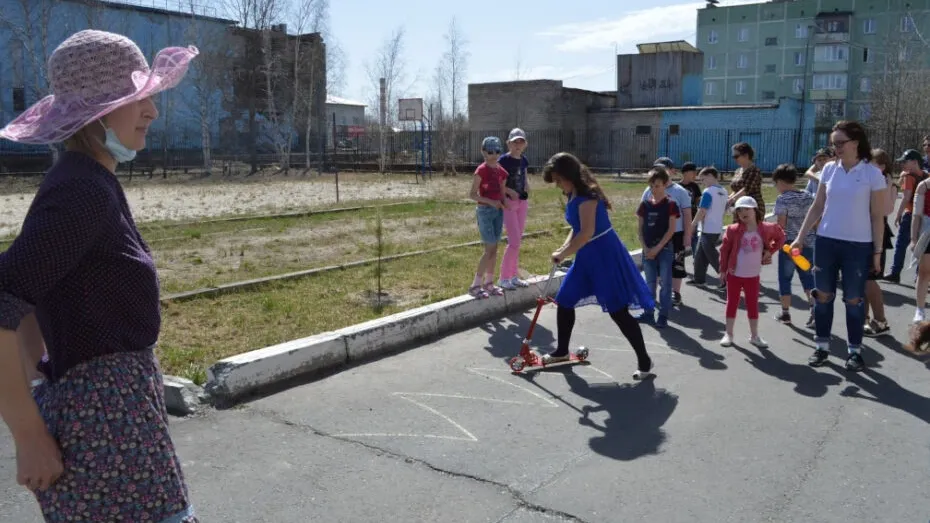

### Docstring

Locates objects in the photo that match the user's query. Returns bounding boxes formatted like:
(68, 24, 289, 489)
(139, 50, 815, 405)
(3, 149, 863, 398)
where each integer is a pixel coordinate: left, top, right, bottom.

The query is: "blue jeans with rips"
(812, 235, 871, 352)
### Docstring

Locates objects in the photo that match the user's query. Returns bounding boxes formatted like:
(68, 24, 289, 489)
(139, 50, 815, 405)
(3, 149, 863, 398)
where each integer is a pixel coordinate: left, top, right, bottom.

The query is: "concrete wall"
(657, 97, 820, 171)
(467, 80, 563, 131)
(617, 51, 705, 109)
(583, 98, 821, 171)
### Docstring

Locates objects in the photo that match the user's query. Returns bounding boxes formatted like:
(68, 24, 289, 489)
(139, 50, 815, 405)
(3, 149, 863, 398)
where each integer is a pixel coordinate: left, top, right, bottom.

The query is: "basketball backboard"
(398, 98, 424, 121)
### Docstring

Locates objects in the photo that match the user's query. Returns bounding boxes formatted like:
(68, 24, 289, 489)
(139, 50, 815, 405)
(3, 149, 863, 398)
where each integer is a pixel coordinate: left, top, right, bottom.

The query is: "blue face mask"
(99, 121, 137, 163)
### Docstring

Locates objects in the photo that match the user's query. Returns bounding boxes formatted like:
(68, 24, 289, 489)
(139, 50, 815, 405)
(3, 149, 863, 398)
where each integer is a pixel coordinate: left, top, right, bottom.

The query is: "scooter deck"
(509, 348, 590, 373)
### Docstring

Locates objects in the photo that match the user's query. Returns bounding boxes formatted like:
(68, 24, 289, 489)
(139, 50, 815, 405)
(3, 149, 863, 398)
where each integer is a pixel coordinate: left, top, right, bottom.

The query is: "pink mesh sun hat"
(0, 29, 199, 144)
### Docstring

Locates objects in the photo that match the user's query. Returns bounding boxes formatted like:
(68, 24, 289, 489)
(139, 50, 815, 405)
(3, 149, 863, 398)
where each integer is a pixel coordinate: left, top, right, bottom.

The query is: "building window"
(738, 28, 749, 42)
(736, 80, 746, 95)
(11, 38, 24, 89)
(796, 23, 809, 38)
(708, 30, 718, 44)
(636, 125, 651, 135)
(863, 19, 876, 34)
(705, 81, 717, 96)
(761, 90, 776, 100)
(859, 104, 872, 120)
(708, 55, 717, 69)
(826, 21, 842, 33)
(860, 77, 871, 93)
(902, 15, 914, 32)
(829, 100, 846, 118)
(794, 51, 806, 66)
(765, 37, 778, 46)
(12, 87, 25, 112)
(863, 47, 873, 63)
(813, 73, 847, 90)
(765, 64, 776, 73)
(793, 78, 804, 94)
(669, 124, 680, 136)
(815, 45, 848, 62)
(737, 53, 748, 69)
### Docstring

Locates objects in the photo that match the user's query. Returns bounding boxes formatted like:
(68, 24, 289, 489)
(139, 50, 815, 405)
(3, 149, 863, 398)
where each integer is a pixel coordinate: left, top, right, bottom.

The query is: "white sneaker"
(914, 308, 926, 324)
(511, 277, 530, 288)
(749, 336, 769, 349)
(498, 278, 517, 290)
(720, 334, 733, 347)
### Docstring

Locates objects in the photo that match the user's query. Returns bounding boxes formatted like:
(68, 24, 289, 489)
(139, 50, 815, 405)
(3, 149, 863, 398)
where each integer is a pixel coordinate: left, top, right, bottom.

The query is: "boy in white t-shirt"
(689, 167, 728, 288)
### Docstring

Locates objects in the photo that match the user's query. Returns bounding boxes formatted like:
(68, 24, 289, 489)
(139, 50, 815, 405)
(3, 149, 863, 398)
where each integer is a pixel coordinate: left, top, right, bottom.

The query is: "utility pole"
(379, 77, 387, 174)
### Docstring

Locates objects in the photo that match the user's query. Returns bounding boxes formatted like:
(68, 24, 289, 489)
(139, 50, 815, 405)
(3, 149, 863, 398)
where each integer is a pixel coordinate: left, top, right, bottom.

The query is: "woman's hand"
(762, 251, 773, 265)
(15, 422, 63, 492)
(789, 238, 803, 253)
(873, 252, 882, 274)
(551, 250, 566, 264)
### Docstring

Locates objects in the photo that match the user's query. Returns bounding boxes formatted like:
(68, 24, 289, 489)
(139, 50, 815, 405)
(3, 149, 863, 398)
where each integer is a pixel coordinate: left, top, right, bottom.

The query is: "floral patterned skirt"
(31, 350, 197, 522)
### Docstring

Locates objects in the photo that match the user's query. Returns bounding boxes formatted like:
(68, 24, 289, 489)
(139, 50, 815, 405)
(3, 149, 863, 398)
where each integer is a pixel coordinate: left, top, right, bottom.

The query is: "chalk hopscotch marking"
(334, 365, 615, 443)
(332, 392, 479, 442)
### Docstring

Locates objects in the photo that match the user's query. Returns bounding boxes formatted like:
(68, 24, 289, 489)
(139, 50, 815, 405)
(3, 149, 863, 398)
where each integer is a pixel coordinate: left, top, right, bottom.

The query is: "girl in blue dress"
(543, 153, 656, 379)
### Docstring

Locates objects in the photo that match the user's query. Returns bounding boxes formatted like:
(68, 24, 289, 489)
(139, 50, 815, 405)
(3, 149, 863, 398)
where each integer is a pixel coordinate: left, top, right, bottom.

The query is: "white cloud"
(538, 0, 758, 53)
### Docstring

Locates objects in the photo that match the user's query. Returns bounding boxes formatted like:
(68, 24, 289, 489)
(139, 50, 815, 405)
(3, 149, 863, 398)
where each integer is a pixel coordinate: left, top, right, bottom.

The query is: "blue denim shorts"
(476, 205, 504, 244)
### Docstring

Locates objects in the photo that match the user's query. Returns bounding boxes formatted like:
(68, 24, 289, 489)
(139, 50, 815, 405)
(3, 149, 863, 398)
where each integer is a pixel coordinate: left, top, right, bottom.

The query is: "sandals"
(484, 283, 505, 296)
(468, 285, 490, 299)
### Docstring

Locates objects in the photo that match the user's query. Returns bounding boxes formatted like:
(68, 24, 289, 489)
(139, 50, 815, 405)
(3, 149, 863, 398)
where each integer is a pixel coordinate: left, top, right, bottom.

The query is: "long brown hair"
(63, 121, 106, 157)
(543, 152, 612, 210)
(731, 206, 764, 225)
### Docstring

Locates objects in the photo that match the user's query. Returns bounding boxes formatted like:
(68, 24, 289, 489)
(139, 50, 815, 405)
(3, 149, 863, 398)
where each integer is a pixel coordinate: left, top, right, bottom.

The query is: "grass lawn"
(157, 181, 779, 384)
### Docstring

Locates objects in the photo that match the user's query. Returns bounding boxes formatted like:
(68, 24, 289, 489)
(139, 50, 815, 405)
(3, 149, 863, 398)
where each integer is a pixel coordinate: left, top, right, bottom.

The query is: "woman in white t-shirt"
(791, 121, 887, 372)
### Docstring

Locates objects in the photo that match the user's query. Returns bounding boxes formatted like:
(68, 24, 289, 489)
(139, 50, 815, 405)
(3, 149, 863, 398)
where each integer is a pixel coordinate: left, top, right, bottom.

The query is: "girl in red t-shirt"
(468, 136, 519, 298)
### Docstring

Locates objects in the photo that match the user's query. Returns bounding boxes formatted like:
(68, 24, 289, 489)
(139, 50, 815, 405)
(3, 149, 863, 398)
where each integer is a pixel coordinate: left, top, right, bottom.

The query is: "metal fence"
(3, 125, 927, 176)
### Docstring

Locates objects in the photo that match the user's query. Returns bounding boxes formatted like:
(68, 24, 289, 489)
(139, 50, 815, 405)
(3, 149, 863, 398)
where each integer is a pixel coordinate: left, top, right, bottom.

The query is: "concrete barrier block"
(436, 293, 509, 333)
(341, 307, 439, 361)
(163, 375, 203, 416)
(206, 332, 347, 401)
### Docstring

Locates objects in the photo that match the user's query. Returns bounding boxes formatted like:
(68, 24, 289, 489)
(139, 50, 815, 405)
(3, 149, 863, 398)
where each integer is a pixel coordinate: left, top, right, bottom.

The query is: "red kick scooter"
(508, 263, 590, 373)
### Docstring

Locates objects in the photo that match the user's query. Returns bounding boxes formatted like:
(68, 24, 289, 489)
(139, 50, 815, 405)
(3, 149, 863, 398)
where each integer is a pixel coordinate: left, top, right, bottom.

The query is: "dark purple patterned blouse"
(0, 151, 160, 382)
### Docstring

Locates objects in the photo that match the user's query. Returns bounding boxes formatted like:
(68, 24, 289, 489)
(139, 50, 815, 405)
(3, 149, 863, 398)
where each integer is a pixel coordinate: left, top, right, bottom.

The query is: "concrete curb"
(204, 213, 775, 403)
(163, 375, 207, 416)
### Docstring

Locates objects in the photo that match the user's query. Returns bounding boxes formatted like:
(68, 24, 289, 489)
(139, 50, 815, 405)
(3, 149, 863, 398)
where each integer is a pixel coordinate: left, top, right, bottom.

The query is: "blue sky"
(328, 0, 755, 106)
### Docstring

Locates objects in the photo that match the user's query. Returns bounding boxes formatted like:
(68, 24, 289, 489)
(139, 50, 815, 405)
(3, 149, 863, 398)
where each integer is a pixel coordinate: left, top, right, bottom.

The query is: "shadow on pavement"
(518, 367, 679, 462)
(654, 324, 728, 371)
(731, 344, 841, 398)
(838, 366, 930, 425)
(480, 313, 556, 360)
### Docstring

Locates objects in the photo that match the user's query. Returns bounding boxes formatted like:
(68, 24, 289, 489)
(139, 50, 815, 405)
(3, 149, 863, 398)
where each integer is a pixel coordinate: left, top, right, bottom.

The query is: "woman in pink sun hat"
(0, 30, 200, 522)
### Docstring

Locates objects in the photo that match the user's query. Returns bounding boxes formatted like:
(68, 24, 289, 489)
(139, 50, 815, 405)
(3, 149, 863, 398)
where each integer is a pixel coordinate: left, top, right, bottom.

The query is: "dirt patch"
(0, 174, 473, 237)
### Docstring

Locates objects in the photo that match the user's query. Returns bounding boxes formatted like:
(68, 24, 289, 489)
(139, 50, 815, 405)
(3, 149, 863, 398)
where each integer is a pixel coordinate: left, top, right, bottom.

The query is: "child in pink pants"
(499, 128, 530, 289)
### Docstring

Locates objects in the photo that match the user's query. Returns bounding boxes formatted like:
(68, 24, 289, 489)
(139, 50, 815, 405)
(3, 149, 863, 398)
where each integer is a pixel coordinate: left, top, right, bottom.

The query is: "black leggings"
(555, 305, 652, 371)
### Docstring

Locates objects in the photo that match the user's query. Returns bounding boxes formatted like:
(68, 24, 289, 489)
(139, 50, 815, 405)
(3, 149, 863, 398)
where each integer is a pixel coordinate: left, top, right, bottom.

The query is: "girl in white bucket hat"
(0, 30, 200, 522)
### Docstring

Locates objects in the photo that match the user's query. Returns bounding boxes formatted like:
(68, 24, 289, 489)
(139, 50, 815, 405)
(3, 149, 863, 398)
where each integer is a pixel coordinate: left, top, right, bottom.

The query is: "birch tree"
(182, 2, 235, 176)
(433, 17, 469, 174)
(0, 0, 56, 158)
(224, 0, 284, 174)
(366, 27, 408, 173)
(291, 0, 330, 172)
(867, 34, 930, 153)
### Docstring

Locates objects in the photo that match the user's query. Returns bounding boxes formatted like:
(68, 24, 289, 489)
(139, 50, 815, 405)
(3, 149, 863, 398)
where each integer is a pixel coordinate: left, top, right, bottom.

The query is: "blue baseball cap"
(481, 136, 502, 153)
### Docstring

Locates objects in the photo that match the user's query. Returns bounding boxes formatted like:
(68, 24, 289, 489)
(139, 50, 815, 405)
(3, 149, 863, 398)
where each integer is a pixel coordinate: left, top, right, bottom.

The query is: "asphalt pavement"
(3, 255, 930, 523)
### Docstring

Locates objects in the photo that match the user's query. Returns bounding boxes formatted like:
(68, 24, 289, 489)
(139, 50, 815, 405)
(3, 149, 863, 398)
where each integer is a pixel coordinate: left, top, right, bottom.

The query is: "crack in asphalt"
(247, 406, 591, 523)
(761, 399, 846, 521)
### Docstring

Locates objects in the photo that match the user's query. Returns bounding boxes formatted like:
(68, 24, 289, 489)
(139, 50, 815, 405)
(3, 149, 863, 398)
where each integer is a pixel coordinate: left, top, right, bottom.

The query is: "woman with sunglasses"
(727, 142, 766, 217)
(790, 121, 887, 372)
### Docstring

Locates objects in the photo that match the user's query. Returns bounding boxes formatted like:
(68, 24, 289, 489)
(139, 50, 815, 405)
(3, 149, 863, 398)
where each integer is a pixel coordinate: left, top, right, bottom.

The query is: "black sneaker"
(672, 291, 682, 306)
(884, 272, 900, 283)
(845, 352, 865, 372)
(775, 310, 791, 324)
(808, 349, 829, 367)
(686, 279, 705, 287)
(805, 313, 816, 329)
